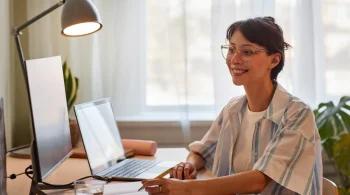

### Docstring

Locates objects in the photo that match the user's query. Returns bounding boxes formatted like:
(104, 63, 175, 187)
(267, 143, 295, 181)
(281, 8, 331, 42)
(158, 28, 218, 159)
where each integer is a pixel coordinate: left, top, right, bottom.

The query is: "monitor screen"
(74, 99, 125, 174)
(25, 56, 72, 181)
(0, 97, 7, 195)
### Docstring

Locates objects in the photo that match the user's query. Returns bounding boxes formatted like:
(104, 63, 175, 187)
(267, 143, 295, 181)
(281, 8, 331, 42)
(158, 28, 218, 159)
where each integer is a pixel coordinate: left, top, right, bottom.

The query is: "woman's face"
(226, 30, 276, 86)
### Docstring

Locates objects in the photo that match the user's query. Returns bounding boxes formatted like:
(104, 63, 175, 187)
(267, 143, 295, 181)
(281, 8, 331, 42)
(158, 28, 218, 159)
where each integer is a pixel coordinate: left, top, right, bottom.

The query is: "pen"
(137, 167, 173, 191)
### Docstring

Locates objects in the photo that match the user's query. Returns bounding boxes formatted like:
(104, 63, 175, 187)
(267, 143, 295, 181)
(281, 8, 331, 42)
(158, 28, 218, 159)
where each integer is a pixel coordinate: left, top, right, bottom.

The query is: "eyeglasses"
(221, 45, 270, 61)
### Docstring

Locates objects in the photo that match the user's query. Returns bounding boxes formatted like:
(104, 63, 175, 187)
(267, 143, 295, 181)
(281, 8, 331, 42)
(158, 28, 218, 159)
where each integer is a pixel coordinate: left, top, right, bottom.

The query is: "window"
(322, 0, 350, 102)
(95, 0, 350, 121)
(146, 0, 214, 109)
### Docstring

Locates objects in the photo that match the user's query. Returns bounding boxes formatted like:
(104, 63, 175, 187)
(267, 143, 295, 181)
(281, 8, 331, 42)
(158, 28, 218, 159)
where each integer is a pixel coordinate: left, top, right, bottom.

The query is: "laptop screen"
(74, 99, 125, 174)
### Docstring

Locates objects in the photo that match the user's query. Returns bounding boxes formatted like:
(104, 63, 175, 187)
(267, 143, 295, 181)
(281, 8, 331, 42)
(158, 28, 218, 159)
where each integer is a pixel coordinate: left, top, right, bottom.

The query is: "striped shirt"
(189, 83, 323, 195)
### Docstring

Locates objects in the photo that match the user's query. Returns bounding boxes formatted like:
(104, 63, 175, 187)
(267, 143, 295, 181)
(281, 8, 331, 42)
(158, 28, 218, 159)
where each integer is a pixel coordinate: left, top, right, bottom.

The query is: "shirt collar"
(227, 82, 293, 125)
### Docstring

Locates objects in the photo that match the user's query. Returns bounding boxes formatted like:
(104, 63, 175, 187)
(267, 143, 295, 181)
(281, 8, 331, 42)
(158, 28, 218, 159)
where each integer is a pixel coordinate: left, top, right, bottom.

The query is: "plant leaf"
(68, 78, 79, 110)
(319, 118, 335, 140)
(66, 70, 74, 103)
(339, 110, 350, 132)
(333, 134, 350, 175)
(334, 114, 345, 134)
(339, 96, 350, 107)
(315, 97, 350, 140)
(344, 104, 350, 111)
(62, 60, 79, 112)
(68, 74, 76, 103)
(323, 137, 337, 157)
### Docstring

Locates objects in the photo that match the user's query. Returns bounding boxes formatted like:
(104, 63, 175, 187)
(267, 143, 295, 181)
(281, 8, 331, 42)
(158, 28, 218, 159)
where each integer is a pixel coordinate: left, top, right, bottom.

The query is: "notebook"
(74, 98, 177, 181)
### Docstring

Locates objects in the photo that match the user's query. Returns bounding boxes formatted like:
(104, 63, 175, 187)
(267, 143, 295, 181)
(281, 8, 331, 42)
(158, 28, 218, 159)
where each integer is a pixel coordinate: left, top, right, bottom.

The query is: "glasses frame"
(220, 45, 270, 61)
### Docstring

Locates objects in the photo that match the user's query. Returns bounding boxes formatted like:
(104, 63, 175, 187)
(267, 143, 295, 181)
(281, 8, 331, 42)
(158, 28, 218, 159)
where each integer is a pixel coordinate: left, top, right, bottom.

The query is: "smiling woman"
(140, 17, 323, 195)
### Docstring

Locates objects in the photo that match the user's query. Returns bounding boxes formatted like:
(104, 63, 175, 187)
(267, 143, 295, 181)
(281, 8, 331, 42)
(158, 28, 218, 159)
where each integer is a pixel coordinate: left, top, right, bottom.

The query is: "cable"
(8, 165, 111, 188)
(6, 165, 33, 179)
(7, 172, 30, 179)
(24, 165, 111, 187)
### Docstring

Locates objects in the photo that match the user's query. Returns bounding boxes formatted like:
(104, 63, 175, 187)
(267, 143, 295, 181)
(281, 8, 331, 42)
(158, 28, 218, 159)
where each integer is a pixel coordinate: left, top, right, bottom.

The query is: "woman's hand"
(170, 162, 197, 180)
(142, 178, 191, 195)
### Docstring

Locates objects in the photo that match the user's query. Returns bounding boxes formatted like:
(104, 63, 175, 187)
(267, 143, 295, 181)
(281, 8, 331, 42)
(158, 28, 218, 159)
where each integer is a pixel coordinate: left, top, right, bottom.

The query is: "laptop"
(74, 98, 177, 181)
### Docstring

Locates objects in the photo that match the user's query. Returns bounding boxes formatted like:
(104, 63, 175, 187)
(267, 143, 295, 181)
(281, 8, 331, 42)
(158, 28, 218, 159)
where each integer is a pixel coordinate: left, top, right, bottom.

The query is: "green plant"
(314, 96, 350, 194)
(63, 60, 79, 113)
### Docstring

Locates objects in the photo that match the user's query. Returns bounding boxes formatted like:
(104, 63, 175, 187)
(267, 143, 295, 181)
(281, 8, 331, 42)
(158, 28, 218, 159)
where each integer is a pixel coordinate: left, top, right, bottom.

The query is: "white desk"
(7, 148, 213, 194)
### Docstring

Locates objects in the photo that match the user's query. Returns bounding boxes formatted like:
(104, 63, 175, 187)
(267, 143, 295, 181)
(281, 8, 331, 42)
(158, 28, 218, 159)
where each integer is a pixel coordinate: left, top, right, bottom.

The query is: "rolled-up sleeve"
(188, 108, 224, 170)
(253, 107, 321, 194)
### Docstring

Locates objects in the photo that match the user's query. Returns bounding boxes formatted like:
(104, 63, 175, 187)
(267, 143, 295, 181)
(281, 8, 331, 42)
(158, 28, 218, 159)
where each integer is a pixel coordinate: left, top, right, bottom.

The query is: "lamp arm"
(14, 35, 27, 81)
(12, 0, 66, 78)
(14, 0, 66, 34)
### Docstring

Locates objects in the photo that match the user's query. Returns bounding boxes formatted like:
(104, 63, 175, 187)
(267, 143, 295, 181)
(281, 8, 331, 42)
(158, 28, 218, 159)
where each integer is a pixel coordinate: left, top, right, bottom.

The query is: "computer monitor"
(25, 56, 72, 182)
(0, 97, 7, 195)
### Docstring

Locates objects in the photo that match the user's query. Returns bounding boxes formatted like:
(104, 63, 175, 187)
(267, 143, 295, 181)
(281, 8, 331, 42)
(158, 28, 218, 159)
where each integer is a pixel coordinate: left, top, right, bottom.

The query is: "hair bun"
(263, 16, 275, 23)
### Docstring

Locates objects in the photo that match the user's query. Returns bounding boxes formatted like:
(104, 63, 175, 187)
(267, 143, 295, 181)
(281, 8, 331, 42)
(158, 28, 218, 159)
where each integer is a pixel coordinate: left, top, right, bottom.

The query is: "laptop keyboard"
(103, 159, 160, 178)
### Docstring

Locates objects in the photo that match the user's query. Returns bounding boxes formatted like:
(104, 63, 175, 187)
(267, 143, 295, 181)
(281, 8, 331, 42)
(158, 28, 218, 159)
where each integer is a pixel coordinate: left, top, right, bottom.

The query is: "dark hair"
(226, 16, 291, 80)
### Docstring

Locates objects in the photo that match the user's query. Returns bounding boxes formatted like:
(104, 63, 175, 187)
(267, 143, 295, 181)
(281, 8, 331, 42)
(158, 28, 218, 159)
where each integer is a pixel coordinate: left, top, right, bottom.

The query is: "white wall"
(0, 0, 33, 149)
(10, 0, 33, 148)
(0, 0, 12, 149)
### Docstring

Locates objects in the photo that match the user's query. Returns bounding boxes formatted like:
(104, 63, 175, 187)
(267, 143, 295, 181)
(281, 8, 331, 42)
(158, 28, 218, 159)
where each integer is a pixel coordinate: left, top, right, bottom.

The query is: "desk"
(7, 148, 213, 195)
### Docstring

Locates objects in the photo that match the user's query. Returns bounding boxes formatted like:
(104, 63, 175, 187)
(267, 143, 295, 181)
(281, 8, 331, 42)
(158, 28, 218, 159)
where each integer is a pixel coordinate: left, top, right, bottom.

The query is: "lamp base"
(8, 145, 31, 159)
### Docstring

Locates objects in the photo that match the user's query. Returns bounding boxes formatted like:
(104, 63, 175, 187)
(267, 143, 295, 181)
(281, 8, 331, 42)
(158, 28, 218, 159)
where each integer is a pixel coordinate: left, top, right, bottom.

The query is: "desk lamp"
(12, 0, 102, 194)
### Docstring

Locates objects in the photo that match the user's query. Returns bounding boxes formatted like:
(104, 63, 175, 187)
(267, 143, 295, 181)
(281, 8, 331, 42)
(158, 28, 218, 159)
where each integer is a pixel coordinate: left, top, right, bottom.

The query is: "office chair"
(323, 177, 338, 195)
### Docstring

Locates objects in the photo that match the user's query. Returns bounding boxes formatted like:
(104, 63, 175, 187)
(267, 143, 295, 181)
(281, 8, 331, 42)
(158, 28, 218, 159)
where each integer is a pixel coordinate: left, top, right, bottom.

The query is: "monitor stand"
(29, 180, 74, 195)
(29, 180, 47, 195)
(28, 140, 74, 195)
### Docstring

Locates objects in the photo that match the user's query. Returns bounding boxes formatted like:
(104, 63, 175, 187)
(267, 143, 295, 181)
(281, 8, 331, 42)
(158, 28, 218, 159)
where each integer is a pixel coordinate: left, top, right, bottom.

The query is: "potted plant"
(314, 96, 350, 195)
(63, 60, 80, 147)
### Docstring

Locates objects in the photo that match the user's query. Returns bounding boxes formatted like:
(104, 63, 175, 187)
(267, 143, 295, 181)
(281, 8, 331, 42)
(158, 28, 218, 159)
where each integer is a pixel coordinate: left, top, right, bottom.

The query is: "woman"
(142, 16, 323, 195)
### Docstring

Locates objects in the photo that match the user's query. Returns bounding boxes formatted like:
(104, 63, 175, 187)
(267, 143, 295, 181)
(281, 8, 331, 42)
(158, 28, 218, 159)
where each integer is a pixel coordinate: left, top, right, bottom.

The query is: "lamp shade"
(61, 0, 102, 37)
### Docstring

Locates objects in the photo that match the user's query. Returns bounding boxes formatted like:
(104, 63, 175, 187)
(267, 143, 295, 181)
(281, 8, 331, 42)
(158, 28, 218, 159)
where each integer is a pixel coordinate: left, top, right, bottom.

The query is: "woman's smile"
(230, 66, 249, 76)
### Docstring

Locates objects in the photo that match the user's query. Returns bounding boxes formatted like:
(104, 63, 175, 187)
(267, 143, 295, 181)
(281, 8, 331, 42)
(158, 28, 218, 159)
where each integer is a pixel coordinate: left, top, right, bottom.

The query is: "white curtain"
(26, 0, 350, 143)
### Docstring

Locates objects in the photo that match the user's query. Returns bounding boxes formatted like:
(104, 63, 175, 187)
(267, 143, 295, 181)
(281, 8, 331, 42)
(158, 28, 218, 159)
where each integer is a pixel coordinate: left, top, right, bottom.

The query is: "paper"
(103, 182, 148, 195)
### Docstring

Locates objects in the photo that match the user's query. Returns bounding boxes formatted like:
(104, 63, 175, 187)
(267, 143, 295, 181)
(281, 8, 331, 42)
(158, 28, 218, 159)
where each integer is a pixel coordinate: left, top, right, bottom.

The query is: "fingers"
(177, 164, 184, 180)
(172, 162, 184, 179)
(171, 164, 178, 178)
(171, 162, 196, 180)
(142, 179, 168, 195)
(145, 185, 166, 194)
(142, 178, 166, 188)
(183, 162, 191, 179)
(189, 169, 197, 179)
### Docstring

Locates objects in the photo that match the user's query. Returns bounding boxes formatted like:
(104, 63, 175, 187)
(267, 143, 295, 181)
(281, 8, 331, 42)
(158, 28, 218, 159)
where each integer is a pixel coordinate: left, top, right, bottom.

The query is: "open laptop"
(74, 98, 177, 181)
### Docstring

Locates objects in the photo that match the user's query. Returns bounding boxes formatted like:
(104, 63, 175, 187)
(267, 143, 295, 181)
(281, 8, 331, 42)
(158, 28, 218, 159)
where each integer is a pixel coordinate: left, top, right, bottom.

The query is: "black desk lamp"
(12, 1, 102, 194)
